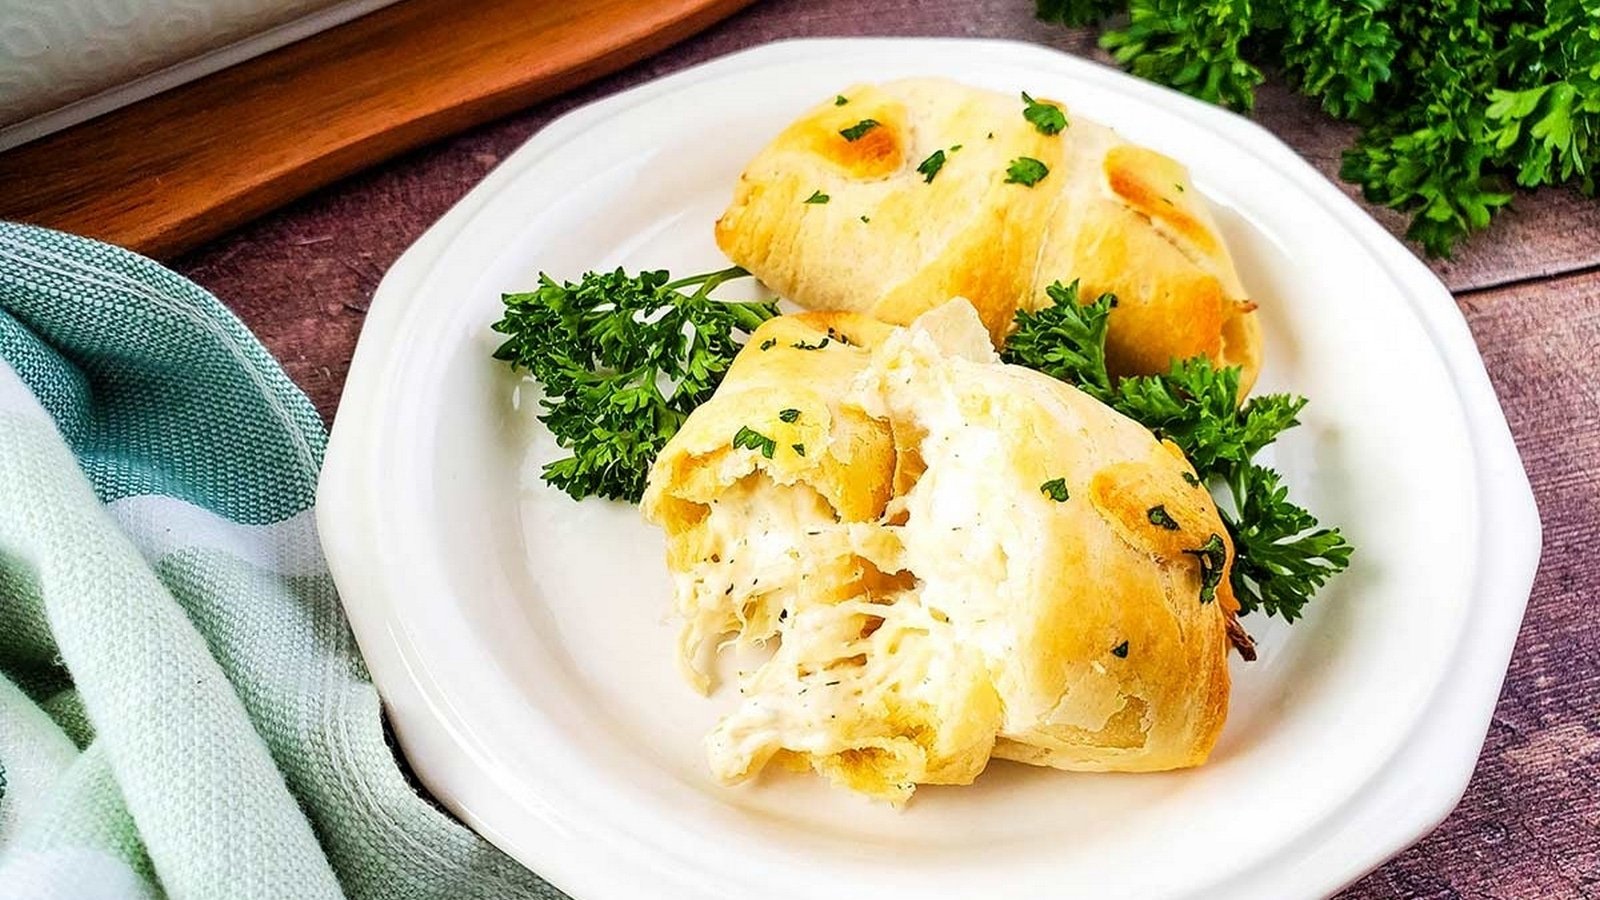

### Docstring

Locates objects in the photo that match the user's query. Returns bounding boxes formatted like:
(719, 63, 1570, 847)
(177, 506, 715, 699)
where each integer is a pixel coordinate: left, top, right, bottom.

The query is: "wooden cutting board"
(0, 0, 753, 259)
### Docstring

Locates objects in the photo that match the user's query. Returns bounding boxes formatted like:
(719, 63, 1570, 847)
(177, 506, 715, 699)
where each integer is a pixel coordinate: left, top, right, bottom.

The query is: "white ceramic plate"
(318, 38, 1541, 900)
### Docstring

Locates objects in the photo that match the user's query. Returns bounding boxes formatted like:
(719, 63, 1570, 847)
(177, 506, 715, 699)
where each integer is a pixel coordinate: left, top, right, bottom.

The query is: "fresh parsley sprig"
(1222, 464, 1353, 623)
(1003, 280, 1352, 622)
(491, 266, 778, 503)
(1039, 0, 1600, 257)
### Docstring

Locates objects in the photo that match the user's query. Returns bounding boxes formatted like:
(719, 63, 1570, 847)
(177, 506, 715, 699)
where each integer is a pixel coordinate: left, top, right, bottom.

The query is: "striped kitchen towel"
(0, 222, 560, 900)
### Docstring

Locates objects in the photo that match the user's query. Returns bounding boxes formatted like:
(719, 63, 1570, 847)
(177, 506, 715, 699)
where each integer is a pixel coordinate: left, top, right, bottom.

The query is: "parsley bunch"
(1003, 281, 1352, 621)
(1038, 0, 1600, 256)
(491, 266, 777, 503)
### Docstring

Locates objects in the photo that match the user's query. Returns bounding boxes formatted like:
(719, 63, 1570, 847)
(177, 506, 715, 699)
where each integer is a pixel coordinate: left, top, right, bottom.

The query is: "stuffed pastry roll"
(715, 78, 1263, 394)
(641, 298, 1241, 804)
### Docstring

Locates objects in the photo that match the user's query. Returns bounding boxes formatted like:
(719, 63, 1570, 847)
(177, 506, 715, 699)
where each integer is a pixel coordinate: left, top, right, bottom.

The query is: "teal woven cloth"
(0, 223, 560, 899)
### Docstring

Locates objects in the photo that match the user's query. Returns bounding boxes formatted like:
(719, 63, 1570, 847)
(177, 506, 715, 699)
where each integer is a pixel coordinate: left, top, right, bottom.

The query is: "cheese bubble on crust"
(640, 299, 1235, 804)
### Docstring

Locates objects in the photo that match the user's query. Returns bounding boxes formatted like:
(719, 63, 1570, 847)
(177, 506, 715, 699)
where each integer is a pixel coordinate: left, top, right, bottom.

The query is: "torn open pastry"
(714, 77, 1263, 394)
(641, 299, 1241, 804)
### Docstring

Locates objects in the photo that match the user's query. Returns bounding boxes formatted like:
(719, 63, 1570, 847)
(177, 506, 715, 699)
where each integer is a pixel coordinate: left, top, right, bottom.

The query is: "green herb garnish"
(492, 266, 777, 502)
(1183, 534, 1228, 605)
(1040, 478, 1071, 502)
(917, 149, 948, 183)
(1021, 91, 1068, 134)
(791, 337, 831, 351)
(804, 190, 830, 204)
(1005, 157, 1050, 186)
(834, 95, 849, 105)
(839, 119, 881, 141)
(733, 426, 778, 459)
(1222, 465, 1353, 623)
(792, 443, 807, 457)
(1147, 505, 1180, 530)
(760, 338, 777, 350)
(1003, 280, 1352, 621)
(779, 408, 801, 423)
(1111, 640, 1130, 658)
(1036, 0, 1600, 257)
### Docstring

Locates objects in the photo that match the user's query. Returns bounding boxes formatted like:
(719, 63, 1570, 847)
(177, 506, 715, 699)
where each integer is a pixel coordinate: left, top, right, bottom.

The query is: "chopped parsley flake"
(1147, 505, 1180, 530)
(1182, 471, 1201, 487)
(1184, 534, 1228, 605)
(732, 426, 777, 459)
(792, 443, 807, 457)
(1111, 640, 1129, 658)
(779, 408, 801, 423)
(804, 190, 830, 204)
(839, 119, 880, 141)
(834, 95, 848, 106)
(917, 149, 947, 183)
(1175, 183, 1186, 192)
(759, 338, 776, 351)
(1021, 92, 1068, 135)
(791, 337, 831, 351)
(860, 215, 871, 223)
(1039, 477, 1070, 502)
(1005, 157, 1050, 186)
(951, 143, 963, 152)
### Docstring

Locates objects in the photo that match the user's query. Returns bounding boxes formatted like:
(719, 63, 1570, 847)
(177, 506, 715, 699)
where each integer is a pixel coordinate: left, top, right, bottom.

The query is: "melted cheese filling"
(670, 308, 1147, 804)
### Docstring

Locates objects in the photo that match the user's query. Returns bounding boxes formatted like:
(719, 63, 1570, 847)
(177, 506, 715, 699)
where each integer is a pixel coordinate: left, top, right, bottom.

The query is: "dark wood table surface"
(170, 1, 1600, 896)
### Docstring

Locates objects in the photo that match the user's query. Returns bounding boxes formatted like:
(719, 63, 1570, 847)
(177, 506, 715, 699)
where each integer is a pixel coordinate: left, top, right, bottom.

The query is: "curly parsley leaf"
(1039, 0, 1600, 256)
(1112, 358, 1308, 477)
(491, 266, 778, 503)
(1222, 465, 1354, 621)
(1036, 0, 1124, 27)
(917, 149, 948, 183)
(1001, 281, 1115, 401)
(1098, 0, 1264, 112)
(1004, 280, 1352, 622)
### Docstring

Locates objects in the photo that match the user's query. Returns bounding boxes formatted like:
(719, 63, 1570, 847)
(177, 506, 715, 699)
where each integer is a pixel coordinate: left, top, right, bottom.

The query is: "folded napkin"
(0, 223, 560, 899)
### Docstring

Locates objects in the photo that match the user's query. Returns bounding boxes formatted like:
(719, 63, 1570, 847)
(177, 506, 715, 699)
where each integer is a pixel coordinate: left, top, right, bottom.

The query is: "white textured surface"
(0, 847, 155, 900)
(318, 38, 1541, 900)
(0, 0, 399, 148)
(107, 496, 326, 577)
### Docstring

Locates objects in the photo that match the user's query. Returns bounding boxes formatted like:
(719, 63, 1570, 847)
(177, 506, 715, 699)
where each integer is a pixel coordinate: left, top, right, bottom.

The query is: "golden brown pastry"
(714, 78, 1263, 394)
(641, 299, 1241, 804)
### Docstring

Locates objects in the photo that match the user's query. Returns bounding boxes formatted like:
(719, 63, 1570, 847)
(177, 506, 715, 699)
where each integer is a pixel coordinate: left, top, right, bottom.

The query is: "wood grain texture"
(0, 0, 753, 259)
(166, 0, 1600, 895)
